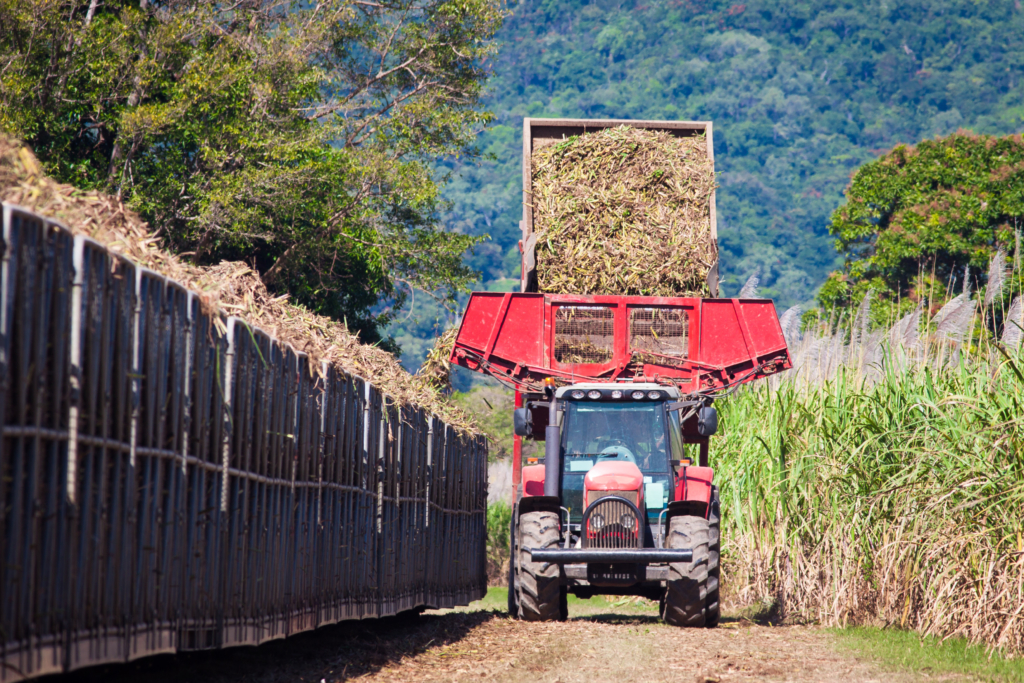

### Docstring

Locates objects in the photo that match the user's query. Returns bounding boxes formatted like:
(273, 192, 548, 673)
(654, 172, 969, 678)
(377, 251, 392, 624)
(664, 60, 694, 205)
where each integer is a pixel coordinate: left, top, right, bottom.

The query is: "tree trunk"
(105, 0, 151, 198)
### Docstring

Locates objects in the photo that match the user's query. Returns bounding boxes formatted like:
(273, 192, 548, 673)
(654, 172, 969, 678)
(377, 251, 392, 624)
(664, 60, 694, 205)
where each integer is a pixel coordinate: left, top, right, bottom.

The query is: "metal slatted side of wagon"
(362, 383, 383, 618)
(429, 423, 454, 609)
(128, 268, 192, 659)
(0, 208, 74, 681)
(261, 340, 297, 643)
(396, 404, 428, 611)
(410, 407, 431, 608)
(315, 364, 345, 626)
(178, 297, 227, 653)
(0, 204, 488, 682)
(376, 398, 398, 617)
(469, 436, 488, 604)
(454, 433, 487, 606)
(328, 367, 364, 624)
(222, 320, 292, 647)
(423, 419, 442, 608)
(65, 236, 137, 670)
(288, 353, 321, 636)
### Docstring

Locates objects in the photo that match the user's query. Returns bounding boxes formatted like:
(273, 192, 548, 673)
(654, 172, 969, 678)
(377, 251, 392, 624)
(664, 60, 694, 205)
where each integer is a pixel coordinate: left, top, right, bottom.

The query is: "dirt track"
(45, 596, 950, 683)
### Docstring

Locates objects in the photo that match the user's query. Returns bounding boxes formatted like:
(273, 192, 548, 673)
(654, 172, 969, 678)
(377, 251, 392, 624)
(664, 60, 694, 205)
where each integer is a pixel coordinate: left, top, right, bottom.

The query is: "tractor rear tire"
(705, 486, 721, 628)
(508, 513, 520, 617)
(662, 515, 710, 627)
(517, 510, 562, 622)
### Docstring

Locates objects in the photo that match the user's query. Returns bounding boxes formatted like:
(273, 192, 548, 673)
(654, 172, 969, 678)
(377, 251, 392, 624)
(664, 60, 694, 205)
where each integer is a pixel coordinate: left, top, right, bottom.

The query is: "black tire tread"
(517, 511, 562, 622)
(662, 515, 709, 627)
(705, 486, 721, 628)
(507, 514, 519, 617)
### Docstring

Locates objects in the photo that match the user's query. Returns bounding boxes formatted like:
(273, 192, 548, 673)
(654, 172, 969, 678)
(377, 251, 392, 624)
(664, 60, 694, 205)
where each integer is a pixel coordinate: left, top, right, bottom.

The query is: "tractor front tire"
(662, 515, 710, 627)
(517, 510, 562, 622)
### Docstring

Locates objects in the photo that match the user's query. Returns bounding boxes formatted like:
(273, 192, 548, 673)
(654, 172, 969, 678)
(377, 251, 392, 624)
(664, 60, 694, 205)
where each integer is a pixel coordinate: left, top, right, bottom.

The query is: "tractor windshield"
(561, 401, 673, 523)
(562, 402, 669, 472)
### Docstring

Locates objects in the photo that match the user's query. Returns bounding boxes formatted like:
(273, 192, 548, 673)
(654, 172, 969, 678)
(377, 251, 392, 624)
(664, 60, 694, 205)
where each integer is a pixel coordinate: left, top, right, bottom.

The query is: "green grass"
(461, 587, 659, 616)
(465, 586, 509, 612)
(566, 593, 659, 615)
(835, 626, 1024, 682)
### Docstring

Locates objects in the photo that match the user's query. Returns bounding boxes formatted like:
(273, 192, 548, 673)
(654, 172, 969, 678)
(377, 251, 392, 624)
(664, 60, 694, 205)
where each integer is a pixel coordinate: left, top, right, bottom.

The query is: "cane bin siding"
(0, 203, 488, 681)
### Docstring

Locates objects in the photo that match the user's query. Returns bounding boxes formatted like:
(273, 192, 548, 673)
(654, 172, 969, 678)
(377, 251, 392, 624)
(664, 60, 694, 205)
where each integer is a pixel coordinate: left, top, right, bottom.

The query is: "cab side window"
(667, 411, 684, 462)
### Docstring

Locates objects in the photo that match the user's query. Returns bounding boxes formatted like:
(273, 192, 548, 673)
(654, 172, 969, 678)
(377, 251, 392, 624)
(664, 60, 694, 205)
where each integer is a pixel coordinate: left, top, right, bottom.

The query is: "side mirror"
(513, 407, 533, 437)
(697, 406, 718, 437)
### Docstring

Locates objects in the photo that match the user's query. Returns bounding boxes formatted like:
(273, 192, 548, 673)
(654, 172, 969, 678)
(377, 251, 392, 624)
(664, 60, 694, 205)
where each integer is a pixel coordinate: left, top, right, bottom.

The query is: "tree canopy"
(0, 0, 504, 344)
(821, 132, 1024, 310)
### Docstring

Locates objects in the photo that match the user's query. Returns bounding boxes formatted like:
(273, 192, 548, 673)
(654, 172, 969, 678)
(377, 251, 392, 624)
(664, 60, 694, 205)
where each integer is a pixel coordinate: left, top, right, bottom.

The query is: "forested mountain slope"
(392, 0, 1024, 372)
(467, 0, 1024, 299)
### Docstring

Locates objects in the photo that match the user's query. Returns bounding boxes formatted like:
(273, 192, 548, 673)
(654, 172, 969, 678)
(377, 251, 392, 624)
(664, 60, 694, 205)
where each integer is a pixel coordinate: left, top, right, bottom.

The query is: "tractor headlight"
(590, 513, 606, 531)
(571, 390, 585, 399)
(619, 513, 637, 530)
(587, 390, 602, 399)
(610, 390, 623, 399)
(647, 391, 661, 399)
(631, 390, 645, 399)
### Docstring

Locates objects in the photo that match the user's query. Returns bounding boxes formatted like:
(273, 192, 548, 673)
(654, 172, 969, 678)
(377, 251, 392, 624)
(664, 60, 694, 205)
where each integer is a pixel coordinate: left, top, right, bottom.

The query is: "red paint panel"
(451, 292, 791, 390)
(675, 466, 714, 505)
(584, 461, 644, 491)
(490, 294, 545, 368)
(522, 464, 545, 497)
(698, 300, 749, 368)
(740, 300, 787, 355)
(699, 299, 787, 368)
(457, 292, 505, 352)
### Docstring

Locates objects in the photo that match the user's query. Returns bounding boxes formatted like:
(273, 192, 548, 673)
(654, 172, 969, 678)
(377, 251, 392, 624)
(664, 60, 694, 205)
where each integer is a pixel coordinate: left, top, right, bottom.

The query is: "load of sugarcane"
(531, 125, 717, 297)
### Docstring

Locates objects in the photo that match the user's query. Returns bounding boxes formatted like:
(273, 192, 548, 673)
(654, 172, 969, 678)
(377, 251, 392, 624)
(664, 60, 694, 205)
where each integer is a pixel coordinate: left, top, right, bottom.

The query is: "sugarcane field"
(2, 1, 1024, 682)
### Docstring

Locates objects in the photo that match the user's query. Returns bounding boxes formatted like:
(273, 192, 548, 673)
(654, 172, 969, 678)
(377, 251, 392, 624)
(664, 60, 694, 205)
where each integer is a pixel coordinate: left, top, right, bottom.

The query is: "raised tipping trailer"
(450, 291, 791, 625)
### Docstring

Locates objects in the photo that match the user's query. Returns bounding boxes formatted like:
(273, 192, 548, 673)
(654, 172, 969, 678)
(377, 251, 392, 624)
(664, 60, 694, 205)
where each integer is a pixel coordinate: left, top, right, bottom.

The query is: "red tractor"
(450, 292, 791, 625)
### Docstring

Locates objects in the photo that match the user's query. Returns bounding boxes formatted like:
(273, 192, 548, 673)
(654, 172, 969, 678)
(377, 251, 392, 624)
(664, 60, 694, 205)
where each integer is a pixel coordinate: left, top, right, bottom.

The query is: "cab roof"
(554, 383, 683, 399)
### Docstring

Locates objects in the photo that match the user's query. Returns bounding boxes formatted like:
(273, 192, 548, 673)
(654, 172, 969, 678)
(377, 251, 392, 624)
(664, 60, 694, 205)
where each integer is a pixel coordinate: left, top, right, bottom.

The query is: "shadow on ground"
(570, 613, 662, 625)
(38, 610, 501, 683)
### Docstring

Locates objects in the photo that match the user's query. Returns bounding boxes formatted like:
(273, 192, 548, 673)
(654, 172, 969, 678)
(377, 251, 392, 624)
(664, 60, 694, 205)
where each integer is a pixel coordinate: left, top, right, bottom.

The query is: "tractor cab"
(556, 384, 680, 539)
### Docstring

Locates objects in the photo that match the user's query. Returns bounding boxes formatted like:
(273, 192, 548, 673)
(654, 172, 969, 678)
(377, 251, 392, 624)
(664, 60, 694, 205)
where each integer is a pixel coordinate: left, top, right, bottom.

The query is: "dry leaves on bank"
(0, 135, 475, 431)
(415, 327, 459, 392)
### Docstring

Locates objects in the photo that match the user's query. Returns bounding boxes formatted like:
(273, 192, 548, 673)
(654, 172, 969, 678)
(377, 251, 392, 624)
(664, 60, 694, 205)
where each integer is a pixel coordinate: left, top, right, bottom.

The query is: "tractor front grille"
(582, 496, 642, 550)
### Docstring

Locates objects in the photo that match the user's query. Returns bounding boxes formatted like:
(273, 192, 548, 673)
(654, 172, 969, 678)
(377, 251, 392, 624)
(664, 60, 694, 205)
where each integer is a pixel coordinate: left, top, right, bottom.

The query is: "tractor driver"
(599, 406, 669, 473)
(621, 409, 669, 473)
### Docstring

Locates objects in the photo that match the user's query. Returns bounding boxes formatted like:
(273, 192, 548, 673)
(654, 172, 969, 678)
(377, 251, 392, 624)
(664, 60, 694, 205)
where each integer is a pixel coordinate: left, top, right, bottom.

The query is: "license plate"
(587, 562, 638, 586)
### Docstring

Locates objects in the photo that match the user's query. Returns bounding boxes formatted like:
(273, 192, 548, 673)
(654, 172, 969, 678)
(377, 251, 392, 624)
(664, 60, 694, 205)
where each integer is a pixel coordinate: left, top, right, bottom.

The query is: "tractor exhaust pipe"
(543, 380, 560, 499)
